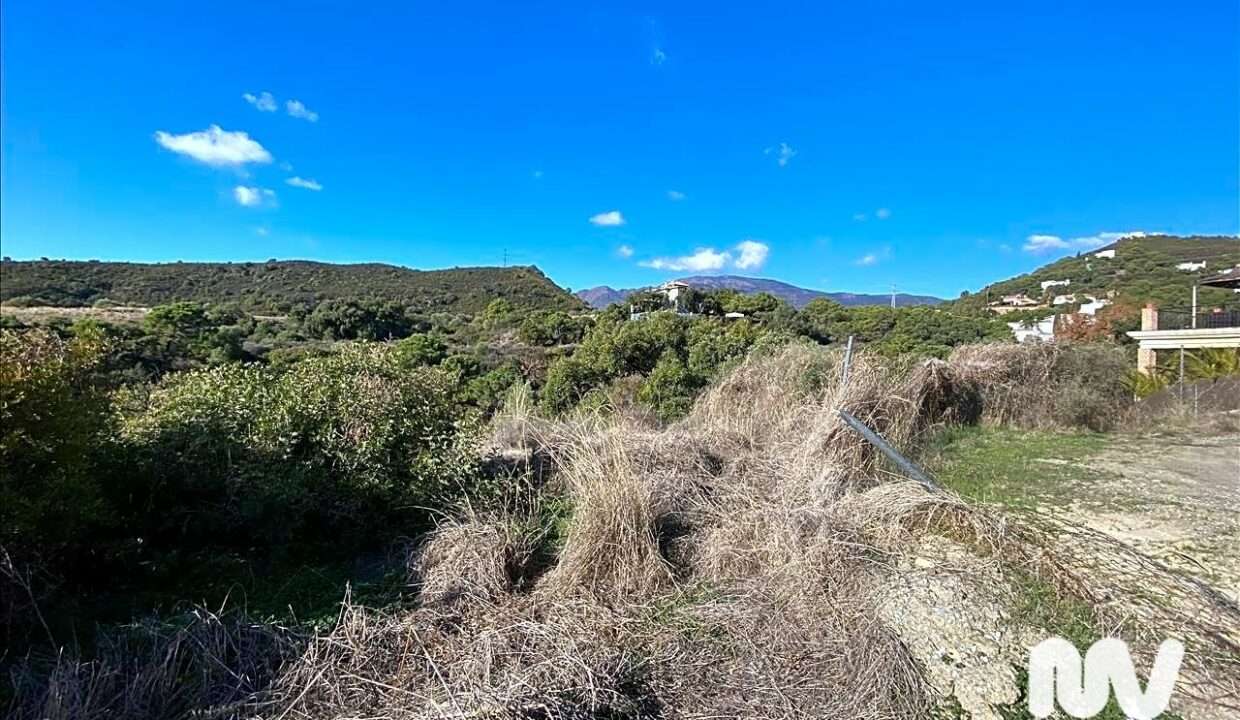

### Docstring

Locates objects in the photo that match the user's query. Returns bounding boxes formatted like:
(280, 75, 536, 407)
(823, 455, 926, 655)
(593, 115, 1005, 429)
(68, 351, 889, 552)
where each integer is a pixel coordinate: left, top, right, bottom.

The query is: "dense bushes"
(540, 315, 769, 418)
(0, 335, 479, 651)
(517, 310, 585, 346)
(123, 344, 474, 549)
(0, 329, 114, 560)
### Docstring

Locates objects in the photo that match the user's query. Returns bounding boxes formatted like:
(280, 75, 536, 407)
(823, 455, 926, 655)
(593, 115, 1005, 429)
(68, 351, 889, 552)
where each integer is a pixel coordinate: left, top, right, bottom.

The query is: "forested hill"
(953, 234, 1240, 311)
(0, 259, 586, 314)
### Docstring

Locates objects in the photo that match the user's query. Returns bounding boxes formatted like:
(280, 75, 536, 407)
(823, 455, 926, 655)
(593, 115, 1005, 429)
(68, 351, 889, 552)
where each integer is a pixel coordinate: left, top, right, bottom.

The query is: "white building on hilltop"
(1008, 317, 1056, 343)
(656, 280, 691, 305)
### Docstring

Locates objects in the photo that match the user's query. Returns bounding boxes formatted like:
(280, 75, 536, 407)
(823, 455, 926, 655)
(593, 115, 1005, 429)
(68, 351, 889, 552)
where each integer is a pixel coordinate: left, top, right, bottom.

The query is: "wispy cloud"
(532, 170, 544, 179)
(733, 240, 769, 270)
(855, 208, 891, 221)
(764, 142, 797, 166)
(617, 244, 634, 258)
(650, 47, 667, 65)
(234, 185, 275, 207)
(286, 176, 323, 191)
(667, 190, 685, 201)
(242, 91, 278, 112)
(641, 248, 730, 272)
(286, 99, 319, 122)
(155, 125, 272, 167)
(855, 246, 892, 266)
(1022, 230, 1146, 253)
(640, 240, 770, 273)
(589, 210, 626, 227)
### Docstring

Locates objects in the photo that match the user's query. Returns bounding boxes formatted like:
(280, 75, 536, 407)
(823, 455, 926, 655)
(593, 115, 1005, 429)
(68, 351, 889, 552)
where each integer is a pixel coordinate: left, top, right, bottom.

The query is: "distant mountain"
(0, 259, 586, 314)
(574, 275, 943, 310)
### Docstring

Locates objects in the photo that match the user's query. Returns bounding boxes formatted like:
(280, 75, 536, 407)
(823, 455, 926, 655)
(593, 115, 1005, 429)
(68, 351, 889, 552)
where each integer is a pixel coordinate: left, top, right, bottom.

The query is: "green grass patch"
(923, 426, 1115, 511)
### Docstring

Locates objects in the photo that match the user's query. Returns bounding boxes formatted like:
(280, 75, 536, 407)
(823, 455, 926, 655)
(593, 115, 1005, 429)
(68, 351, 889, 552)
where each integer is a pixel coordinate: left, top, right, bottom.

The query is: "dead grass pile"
(949, 341, 1133, 430)
(412, 513, 534, 606)
(6, 609, 295, 720)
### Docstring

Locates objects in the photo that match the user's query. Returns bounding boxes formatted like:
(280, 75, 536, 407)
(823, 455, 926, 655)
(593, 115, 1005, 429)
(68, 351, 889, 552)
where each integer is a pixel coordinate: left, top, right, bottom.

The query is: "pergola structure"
(1126, 267, 1240, 375)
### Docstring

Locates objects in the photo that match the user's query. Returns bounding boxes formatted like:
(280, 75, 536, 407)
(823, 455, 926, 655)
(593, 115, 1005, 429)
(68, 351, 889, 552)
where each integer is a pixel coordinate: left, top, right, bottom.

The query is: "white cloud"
(764, 142, 797, 166)
(651, 47, 667, 65)
(734, 240, 769, 270)
(641, 248, 731, 272)
(154, 125, 273, 167)
(1022, 230, 1146, 253)
(853, 213, 868, 222)
(286, 176, 323, 191)
(617, 244, 634, 258)
(234, 185, 275, 207)
(286, 99, 319, 122)
(875, 207, 892, 220)
(532, 170, 544, 179)
(255, 227, 270, 236)
(242, 91, 278, 112)
(667, 190, 686, 201)
(855, 246, 892, 266)
(639, 240, 771, 273)
(589, 210, 626, 227)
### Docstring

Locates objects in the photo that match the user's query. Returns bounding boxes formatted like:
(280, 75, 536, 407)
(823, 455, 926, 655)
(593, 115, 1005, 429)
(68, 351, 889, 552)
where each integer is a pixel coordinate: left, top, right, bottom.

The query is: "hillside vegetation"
(7, 340, 1237, 719)
(954, 234, 1239, 311)
(0, 259, 585, 314)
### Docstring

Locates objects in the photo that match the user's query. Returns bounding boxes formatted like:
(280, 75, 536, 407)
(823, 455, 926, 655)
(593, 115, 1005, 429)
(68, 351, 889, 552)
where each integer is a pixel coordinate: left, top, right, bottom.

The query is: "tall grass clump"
(949, 341, 1133, 430)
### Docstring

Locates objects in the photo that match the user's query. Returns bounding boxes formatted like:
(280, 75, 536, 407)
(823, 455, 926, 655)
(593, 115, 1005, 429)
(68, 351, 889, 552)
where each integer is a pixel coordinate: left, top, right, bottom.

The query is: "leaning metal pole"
(837, 409, 942, 493)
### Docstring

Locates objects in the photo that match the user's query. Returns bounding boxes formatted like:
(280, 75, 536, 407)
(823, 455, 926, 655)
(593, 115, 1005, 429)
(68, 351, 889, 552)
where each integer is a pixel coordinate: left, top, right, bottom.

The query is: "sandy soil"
(1057, 432, 1240, 603)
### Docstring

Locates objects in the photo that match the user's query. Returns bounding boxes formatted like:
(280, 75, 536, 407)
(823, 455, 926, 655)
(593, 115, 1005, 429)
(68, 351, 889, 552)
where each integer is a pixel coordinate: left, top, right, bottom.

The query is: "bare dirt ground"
(1055, 432, 1240, 604)
(0, 304, 150, 324)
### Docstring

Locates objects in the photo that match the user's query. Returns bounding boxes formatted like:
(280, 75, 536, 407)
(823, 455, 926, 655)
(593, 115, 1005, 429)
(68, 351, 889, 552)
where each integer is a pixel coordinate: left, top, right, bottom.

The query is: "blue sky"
(2, 1, 1237, 298)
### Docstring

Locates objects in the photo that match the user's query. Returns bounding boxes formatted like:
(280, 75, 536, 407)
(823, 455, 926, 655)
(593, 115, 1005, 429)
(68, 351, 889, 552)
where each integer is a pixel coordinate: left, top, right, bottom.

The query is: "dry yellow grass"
(10, 341, 1239, 719)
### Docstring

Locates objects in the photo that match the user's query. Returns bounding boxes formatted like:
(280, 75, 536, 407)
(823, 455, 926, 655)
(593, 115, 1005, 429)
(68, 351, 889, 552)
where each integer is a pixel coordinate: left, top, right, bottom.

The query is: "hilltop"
(576, 275, 942, 310)
(0, 259, 585, 314)
(955, 234, 1239, 312)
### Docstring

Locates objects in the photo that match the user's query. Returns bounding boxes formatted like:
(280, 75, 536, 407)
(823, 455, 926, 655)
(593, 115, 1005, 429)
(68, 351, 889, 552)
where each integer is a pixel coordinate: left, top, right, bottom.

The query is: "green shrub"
(0, 329, 114, 554)
(123, 343, 475, 549)
(637, 352, 702, 421)
(517, 310, 584, 346)
(393, 332, 448, 366)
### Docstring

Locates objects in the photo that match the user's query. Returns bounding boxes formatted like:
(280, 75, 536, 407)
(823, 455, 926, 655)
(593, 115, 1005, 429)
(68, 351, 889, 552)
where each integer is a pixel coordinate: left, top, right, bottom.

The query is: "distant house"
(1008, 317, 1056, 343)
(631, 280, 694, 320)
(1078, 296, 1110, 316)
(987, 293, 1044, 315)
(1176, 261, 1207, 272)
(656, 280, 691, 306)
(1051, 293, 1076, 306)
(1040, 279, 1071, 291)
(1094, 249, 1116, 259)
(723, 311, 747, 320)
